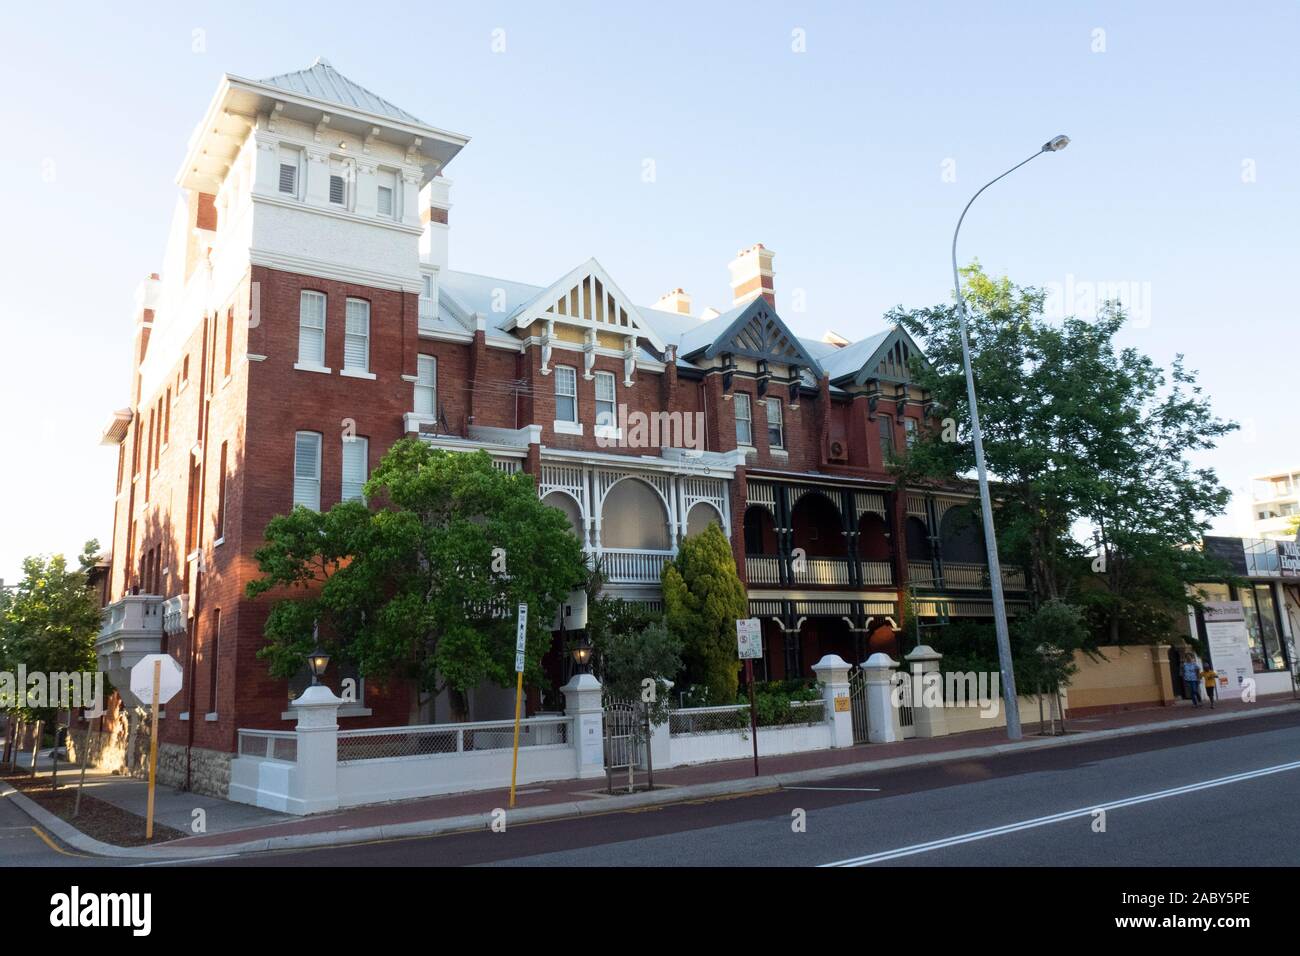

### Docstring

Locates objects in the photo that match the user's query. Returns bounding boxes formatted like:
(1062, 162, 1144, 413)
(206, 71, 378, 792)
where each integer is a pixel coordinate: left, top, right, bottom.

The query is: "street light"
(950, 134, 1070, 741)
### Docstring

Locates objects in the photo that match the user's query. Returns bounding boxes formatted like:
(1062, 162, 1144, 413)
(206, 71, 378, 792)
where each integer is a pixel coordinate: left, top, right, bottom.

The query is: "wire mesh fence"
(237, 730, 298, 763)
(335, 717, 570, 763)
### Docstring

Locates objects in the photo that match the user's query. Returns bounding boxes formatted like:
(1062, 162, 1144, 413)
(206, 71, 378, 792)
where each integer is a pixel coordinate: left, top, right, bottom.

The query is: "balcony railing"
(791, 557, 852, 586)
(908, 563, 938, 587)
(907, 562, 1028, 592)
(859, 561, 894, 587)
(745, 556, 781, 585)
(99, 594, 163, 641)
(601, 549, 674, 585)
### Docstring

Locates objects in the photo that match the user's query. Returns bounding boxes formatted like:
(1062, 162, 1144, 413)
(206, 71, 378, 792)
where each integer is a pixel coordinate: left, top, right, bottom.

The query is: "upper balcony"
(96, 594, 165, 704)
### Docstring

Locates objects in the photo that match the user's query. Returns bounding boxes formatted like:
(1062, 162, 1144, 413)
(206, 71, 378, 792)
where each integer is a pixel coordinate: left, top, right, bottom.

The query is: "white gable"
(508, 258, 666, 352)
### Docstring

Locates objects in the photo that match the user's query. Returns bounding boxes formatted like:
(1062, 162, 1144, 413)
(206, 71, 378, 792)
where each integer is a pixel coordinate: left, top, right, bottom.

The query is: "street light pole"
(950, 135, 1069, 741)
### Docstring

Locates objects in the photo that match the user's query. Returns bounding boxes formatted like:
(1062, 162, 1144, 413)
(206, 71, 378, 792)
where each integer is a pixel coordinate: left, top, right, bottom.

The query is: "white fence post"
(292, 684, 342, 813)
(904, 645, 949, 738)
(811, 654, 854, 748)
(562, 673, 605, 779)
(862, 653, 901, 744)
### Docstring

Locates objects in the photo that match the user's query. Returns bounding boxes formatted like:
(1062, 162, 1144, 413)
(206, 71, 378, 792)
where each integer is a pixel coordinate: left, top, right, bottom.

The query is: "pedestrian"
(1201, 664, 1219, 709)
(1182, 654, 1202, 707)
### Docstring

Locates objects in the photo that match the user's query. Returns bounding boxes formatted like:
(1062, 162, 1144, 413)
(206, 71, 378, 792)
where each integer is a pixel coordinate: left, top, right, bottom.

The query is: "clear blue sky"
(1, 0, 1296, 581)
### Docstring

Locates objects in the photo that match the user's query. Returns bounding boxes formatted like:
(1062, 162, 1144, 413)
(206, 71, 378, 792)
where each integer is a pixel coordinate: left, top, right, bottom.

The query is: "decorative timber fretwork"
(832, 325, 932, 388)
(853, 492, 887, 521)
(507, 258, 666, 353)
(747, 482, 777, 514)
(685, 296, 820, 371)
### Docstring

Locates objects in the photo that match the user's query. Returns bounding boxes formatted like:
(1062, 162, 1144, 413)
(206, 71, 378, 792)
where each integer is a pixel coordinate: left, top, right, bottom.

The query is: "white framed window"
(298, 291, 326, 367)
(418, 273, 436, 327)
(594, 371, 616, 428)
(555, 366, 577, 423)
(342, 436, 369, 503)
(293, 432, 322, 510)
(904, 417, 918, 448)
(329, 174, 347, 206)
(344, 298, 370, 372)
(734, 392, 753, 446)
(415, 354, 437, 416)
(766, 398, 784, 450)
(376, 168, 397, 218)
(278, 147, 300, 197)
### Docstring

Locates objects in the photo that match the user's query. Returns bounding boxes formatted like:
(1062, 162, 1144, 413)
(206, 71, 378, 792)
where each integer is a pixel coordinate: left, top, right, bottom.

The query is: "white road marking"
(785, 787, 882, 792)
(821, 758, 1300, 867)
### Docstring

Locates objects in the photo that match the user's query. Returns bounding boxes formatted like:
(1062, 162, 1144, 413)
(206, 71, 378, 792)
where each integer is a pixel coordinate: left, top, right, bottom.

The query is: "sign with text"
(1203, 601, 1253, 694)
(735, 618, 763, 660)
(1280, 541, 1300, 577)
(515, 603, 529, 673)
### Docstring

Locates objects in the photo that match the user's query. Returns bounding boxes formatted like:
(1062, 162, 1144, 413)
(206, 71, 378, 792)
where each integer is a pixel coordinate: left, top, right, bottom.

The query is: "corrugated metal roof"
(260, 58, 426, 126)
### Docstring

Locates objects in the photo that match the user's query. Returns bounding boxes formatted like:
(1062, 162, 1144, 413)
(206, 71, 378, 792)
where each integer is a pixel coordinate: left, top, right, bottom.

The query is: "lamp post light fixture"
(307, 646, 331, 686)
(571, 635, 593, 674)
(950, 134, 1070, 742)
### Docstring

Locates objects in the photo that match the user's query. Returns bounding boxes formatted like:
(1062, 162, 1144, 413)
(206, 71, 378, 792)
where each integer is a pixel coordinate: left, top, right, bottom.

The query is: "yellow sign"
(834, 695, 851, 713)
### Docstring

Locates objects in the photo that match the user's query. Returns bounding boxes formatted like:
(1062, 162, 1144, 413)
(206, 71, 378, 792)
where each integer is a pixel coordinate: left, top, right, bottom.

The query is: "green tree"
(596, 619, 682, 725)
(0, 541, 103, 720)
(661, 523, 747, 702)
(894, 266, 1235, 641)
(247, 441, 587, 720)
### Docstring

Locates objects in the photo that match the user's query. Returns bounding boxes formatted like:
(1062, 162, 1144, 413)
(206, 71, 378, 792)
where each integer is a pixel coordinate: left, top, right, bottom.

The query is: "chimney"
(727, 243, 775, 308)
(654, 288, 692, 315)
(822, 330, 851, 349)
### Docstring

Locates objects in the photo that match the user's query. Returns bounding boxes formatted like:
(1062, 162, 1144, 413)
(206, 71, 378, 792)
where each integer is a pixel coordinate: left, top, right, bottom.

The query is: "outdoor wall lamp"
(307, 646, 331, 686)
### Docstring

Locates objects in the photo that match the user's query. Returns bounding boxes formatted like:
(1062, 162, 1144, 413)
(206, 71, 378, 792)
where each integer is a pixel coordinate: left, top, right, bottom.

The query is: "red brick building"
(95, 60, 1027, 795)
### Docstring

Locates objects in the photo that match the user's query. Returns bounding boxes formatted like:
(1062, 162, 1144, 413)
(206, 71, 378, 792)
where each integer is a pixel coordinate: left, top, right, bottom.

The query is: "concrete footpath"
(4, 693, 1297, 861)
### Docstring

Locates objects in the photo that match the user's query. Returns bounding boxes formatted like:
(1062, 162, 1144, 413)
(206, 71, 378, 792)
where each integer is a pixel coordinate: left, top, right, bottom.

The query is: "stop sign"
(130, 654, 184, 706)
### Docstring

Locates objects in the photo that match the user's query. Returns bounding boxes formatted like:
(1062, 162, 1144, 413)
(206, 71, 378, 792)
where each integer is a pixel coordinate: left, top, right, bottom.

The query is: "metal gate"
(848, 668, 870, 744)
(895, 673, 916, 740)
(848, 668, 916, 742)
(602, 697, 641, 793)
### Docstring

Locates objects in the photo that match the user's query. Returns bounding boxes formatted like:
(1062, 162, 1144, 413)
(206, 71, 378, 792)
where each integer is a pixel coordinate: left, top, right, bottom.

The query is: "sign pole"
(508, 603, 528, 809)
(745, 659, 758, 777)
(735, 617, 763, 777)
(145, 660, 161, 840)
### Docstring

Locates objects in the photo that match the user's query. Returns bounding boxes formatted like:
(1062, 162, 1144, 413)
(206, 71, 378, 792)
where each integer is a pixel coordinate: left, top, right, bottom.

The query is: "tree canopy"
(0, 540, 103, 718)
(247, 440, 588, 716)
(662, 523, 747, 702)
(893, 265, 1235, 645)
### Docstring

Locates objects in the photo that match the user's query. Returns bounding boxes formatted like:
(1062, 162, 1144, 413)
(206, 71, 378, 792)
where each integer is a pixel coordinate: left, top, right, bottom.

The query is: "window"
(342, 436, 369, 503)
(904, 417, 918, 448)
(293, 432, 322, 510)
(766, 398, 784, 450)
(163, 387, 171, 445)
(278, 152, 297, 195)
(344, 299, 370, 372)
(298, 291, 326, 367)
(594, 371, 616, 429)
(418, 274, 435, 326)
(181, 354, 189, 385)
(223, 307, 234, 378)
(414, 354, 437, 416)
(878, 415, 895, 462)
(329, 174, 346, 206)
(555, 366, 577, 423)
(734, 392, 753, 446)
(376, 169, 397, 218)
(215, 441, 228, 541)
(207, 608, 221, 714)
